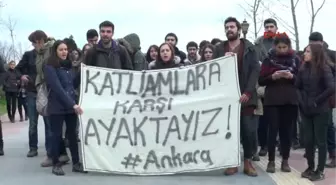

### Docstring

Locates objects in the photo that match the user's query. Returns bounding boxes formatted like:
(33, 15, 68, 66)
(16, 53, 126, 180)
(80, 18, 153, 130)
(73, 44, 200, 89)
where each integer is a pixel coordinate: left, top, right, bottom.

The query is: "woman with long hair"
(44, 40, 86, 175)
(82, 44, 91, 57)
(297, 43, 335, 181)
(200, 44, 215, 62)
(146, 45, 159, 63)
(148, 43, 185, 70)
(259, 34, 300, 173)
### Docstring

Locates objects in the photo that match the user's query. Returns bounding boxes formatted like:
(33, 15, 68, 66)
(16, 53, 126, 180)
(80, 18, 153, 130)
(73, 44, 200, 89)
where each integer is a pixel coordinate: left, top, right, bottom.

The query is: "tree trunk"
(290, 0, 300, 51)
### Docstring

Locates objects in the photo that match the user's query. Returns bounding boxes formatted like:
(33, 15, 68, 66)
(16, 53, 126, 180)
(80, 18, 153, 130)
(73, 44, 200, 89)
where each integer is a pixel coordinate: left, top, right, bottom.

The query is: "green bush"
(0, 87, 6, 115)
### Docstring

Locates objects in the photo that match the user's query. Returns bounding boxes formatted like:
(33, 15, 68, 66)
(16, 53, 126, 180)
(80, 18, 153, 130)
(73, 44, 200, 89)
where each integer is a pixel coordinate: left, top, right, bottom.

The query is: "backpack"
(36, 82, 49, 116)
(36, 65, 58, 116)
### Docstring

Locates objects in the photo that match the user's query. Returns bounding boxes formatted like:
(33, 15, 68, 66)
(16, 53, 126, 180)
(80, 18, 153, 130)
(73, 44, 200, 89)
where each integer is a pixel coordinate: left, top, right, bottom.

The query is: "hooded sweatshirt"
(122, 33, 147, 70)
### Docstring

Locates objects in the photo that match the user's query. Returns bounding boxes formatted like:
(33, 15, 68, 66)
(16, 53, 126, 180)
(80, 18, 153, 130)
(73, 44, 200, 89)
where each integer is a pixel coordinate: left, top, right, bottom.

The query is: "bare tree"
(262, 0, 300, 51)
(239, 0, 265, 40)
(1, 16, 22, 61)
(0, 41, 12, 62)
(308, 0, 326, 34)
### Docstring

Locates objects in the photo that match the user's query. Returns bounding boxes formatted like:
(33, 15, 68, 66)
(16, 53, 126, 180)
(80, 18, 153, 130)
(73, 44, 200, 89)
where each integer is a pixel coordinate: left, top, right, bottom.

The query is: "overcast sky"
(0, 0, 334, 54)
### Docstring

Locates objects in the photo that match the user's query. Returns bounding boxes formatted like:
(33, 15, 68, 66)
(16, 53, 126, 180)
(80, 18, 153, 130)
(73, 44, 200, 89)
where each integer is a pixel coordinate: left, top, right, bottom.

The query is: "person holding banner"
(43, 40, 86, 176)
(200, 44, 215, 62)
(148, 43, 187, 69)
(214, 17, 260, 177)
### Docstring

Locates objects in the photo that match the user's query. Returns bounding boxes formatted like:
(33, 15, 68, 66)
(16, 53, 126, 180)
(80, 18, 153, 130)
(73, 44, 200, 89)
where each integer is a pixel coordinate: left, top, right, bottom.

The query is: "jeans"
(50, 113, 79, 165)
(27, 92, 52, 156)
(252, 116, 259, 155)
(241, 115, 258, 159)
(303, 111, 330, 172)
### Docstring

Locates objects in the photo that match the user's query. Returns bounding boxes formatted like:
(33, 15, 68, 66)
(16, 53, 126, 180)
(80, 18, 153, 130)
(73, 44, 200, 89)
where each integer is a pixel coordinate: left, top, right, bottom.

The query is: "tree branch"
(294, 0, 300, 8)
(314, 0, 326, 16)
(308, 0, 326, 34)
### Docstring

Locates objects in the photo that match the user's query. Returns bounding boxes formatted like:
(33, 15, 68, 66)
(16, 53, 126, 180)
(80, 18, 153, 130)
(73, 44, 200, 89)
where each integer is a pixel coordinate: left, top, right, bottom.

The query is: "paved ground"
(0, 114, 334, 185)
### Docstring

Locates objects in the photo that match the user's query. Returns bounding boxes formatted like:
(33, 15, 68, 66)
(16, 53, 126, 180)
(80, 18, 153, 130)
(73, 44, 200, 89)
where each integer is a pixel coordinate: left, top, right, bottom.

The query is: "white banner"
(79, 56, 241, 175)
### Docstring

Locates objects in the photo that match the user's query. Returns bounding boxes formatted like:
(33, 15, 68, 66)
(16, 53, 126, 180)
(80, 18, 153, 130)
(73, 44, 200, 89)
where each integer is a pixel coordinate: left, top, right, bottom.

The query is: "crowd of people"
(0, 17, 335, 182)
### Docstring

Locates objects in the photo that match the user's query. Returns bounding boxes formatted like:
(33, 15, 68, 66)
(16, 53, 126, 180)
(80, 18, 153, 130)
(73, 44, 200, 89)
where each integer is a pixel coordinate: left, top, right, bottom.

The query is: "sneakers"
(72, 163, 87, 173)
(309, 170, 325, 181)
(325, 158, 336, 168)
(52, 165, 65, 176)
(266, 161, 275, 173)
(252, 154, 260, 161)
(59, 155, 70, 164)
(301, 167, 314, 178)
(41, 157, 53, 167)
(26, 149, 38, 157)
(258, 147, 267, 156)
(281, 160, 291, 172)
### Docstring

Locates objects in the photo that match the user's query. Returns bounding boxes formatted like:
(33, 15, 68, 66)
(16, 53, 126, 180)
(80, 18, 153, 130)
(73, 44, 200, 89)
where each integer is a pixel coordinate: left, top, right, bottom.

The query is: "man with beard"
(84, 21, 133, 70)
(214, 17, 260, 177)
(255, 18, 278, 62)
(254, 18, 285, 158)
(184, 41, 200, 64)
(165, 32, 187, 62)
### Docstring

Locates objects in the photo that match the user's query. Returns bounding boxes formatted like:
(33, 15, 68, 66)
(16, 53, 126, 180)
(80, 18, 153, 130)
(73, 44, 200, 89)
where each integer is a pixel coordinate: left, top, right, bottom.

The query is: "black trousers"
(17, 96, 27, 118)
(265, 105, 297, 161)
(50, 113, 79, 165)
(327, 111, 336, 157)
(258, 113, 268, 148)
(303, 111, 330, 172)
(5, 92, 17, 119)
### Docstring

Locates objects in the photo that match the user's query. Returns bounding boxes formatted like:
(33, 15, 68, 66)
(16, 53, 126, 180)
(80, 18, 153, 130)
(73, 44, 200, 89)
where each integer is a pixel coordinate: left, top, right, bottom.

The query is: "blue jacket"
(43, 62, 79, 115)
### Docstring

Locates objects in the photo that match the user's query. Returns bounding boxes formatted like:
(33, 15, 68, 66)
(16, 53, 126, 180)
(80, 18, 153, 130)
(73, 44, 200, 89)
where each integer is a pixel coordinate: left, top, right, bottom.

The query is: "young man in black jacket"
(15, 31, 69, 166)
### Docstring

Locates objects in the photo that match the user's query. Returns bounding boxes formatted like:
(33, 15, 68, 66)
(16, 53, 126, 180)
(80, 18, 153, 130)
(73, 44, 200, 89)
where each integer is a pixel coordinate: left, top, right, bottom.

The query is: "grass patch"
(0, 88, 6, 115)
(0, 97, 6, 115)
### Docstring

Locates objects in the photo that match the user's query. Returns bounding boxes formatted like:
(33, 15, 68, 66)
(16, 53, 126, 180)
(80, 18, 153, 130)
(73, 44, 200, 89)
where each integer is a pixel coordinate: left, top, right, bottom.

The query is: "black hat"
(309, 32, 323, 42)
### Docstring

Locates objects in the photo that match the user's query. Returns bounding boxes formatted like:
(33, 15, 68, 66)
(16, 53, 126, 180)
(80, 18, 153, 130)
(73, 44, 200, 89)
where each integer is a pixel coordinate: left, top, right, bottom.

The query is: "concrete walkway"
(0, 114, 334, 185)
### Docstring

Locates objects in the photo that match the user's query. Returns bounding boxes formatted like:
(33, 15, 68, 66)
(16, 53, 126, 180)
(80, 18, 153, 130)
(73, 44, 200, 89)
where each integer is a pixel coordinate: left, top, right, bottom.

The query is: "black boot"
(10, 114, 15, 123)
(20, 115, 23, 122)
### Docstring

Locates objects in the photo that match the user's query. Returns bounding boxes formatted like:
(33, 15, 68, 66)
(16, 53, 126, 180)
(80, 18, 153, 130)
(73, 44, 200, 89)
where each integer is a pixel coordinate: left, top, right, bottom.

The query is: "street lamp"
(241, 19, 249, 39)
